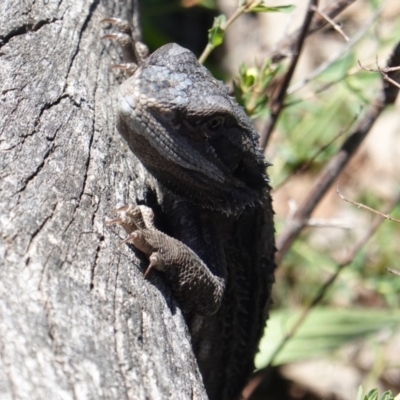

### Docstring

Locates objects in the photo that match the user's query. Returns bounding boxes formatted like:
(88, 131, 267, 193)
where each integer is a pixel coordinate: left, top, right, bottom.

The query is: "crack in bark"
(26, 201, 57, 254)
(34, 94, 80, 127)
(89, 235, 104, 291)
(77, 115, 95, 208)
(59, 128, 94, 241)
(0, 18, 59, 48)
(65, 0, 100, 81)
(13, 143, 57, 197)
(0, 88, 18, 95)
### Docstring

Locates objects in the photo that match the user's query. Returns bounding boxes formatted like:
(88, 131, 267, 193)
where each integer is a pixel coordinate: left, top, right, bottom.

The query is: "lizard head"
(117, 43, 270, 214)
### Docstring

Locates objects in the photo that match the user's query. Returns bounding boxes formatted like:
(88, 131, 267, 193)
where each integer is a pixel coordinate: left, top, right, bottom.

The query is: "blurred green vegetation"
(256, 307, 400, 367)
(358, 388, 400, 400)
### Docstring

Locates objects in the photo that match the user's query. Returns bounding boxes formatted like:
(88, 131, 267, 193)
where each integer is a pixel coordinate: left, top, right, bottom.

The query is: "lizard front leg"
(106, 205, 225, 316)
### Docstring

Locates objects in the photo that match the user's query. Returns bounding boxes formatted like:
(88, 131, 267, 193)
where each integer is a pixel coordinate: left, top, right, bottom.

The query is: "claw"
(144, 253, 164, 277)
(101, 32, 132, 45)
(118, 231, 139, 247)
(100, 17, 132, 34)
(114, 205, 131, 213)
(104, 217, 123, 226)
(105, 205, 139, 233)
(101, 33, 119, 41)
(111, 63, 138, 75)
(106, 205, 160, 275)
(143, 264, 153, 278)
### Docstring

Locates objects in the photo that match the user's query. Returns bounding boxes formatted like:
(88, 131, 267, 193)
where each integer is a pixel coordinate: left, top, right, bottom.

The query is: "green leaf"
(380, 391, 395, 400)
(356, 387, 364, 400)
(365, 389, 379, 400)
(208, 15, 226, 47)
(238, 0, 247, 6)
(247, 4, 295, 13)
(233, 60, 281, 117)
(357, 388, 396, 400)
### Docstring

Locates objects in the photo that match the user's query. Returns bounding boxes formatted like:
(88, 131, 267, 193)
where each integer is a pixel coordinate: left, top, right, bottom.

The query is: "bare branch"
(260, 0, 319, 149)
(275, 40, 400, 264)
(337, 184, 400, 223)
(288, 2, 386, 95)
(359, 59, 400, 90)
(387, 268, 400, 277)
(267, 0, 357, 63)
(359, 62, 400, 73)
(306, 217, 352, 229)
(311, 5, 349, 41)
(381, 72, 400, 89)
(285, 64, 361, 104)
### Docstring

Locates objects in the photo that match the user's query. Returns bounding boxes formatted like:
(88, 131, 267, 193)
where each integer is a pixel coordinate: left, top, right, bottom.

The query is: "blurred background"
(139, 1, 400, 399)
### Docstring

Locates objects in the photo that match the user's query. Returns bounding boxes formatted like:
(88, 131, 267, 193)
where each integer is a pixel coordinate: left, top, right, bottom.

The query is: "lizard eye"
(206, 116, 224, 131)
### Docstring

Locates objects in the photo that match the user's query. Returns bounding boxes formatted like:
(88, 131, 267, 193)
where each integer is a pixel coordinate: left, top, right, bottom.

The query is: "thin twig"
(260, 0, 319, 149)
(275, 40, 400, 265)
(359, 63, 400, 73)
(284, 55, 391, 106)
(284, 64, 361, 106)
(311, 5, 349, 41)
(359, 59, 400, 90)
(387, 268, 400, 277)
(198, 0, 262, 64)
(306, 217, 352, 229)
(243, 192, 400, 400)
(382, 73, 400, 89)
(267, 0, 357, 63)
(288, 1, 386, 95)
(274, 116, 356, 191)
(337, 184, 400, 223)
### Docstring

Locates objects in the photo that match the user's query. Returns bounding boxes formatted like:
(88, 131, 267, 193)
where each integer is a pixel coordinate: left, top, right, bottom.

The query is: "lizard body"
(106, 29, 276, 400)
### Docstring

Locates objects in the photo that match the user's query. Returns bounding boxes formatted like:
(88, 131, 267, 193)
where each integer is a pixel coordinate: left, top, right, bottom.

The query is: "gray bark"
(0, 1, 207, 399)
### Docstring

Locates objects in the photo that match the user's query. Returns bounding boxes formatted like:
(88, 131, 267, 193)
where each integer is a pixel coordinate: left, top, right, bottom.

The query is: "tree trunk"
(0, 1, 207, 399)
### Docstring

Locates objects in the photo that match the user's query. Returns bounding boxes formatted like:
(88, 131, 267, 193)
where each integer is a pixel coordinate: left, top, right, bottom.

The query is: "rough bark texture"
(0, 1, 207, 399)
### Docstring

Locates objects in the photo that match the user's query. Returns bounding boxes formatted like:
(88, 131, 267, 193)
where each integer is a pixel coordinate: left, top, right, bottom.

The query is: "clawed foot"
(106, 205, 164, 277)
(101, 17, 149, 75)
(106, 204, 225, 314)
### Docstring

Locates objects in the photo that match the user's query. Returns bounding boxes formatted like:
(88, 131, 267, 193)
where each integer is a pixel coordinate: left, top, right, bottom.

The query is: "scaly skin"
(106, 28, 276, 400)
